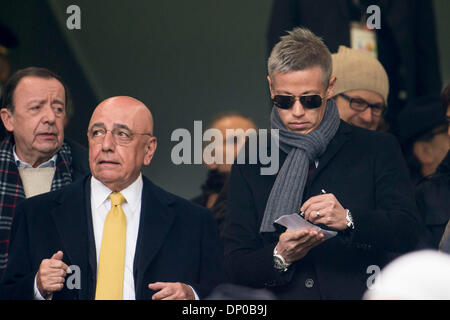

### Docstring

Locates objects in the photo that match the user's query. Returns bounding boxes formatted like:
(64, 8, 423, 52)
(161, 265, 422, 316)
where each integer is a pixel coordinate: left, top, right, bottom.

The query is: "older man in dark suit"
(0, 96, 223, 300)
(223, 27, 421, 299)
(0, 67, 89, 278)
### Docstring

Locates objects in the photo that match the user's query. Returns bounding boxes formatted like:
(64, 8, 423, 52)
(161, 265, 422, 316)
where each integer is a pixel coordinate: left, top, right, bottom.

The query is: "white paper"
(274, 213, 337, 241)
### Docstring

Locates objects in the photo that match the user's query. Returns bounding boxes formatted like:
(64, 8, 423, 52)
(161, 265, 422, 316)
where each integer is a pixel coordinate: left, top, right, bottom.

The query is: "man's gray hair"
(268, 27, 332, 87)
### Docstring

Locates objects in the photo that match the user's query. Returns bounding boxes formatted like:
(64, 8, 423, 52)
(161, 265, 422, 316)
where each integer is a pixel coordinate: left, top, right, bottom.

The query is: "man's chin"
(34, 142, 62, 156)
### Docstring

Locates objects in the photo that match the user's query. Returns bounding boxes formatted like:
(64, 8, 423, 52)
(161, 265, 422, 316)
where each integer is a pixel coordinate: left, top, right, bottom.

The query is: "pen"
(300, 189, 327, 218)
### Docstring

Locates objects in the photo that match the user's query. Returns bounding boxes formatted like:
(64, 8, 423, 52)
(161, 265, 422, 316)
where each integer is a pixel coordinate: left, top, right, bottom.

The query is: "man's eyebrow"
(26, 98, 65, 106)
(90, 122, 106, 129)
(274, 90, 321, 95)
(89, 123, 132, 131)
(51, 99, 65, 106)
(346, 95, 384, 105)
(26, 99, 45, 105)
(113, 123, 132, 131)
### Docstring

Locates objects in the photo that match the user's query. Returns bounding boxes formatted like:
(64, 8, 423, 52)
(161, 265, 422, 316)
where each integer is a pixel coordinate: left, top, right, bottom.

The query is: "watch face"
(274, 256, 283, 269)
(274, 255, 288, 270)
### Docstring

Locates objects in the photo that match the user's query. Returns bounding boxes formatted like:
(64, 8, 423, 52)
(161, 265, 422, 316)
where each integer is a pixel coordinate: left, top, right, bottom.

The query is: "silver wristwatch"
(346, 209, 355, 230)
(273, 247, 290, 272)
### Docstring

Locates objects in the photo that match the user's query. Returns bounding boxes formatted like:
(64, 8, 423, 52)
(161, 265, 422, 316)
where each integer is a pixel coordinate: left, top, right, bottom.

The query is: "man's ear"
(143, 136, 157, 166)
(327, 76, 336, 98)
(0, 108, 14, 132)
(267, 75, 274, 99)
(413, 141, 433, 165)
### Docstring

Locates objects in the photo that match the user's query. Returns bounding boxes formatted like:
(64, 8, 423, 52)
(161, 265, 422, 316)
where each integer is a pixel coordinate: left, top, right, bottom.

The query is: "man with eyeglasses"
(0, 96, 223, 300)
(222, 27, 421, 299)
(331, 46, 389, 132)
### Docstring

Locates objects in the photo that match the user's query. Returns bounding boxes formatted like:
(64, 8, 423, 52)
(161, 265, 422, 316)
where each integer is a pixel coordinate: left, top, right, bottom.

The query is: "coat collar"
(275, 120, 352, 180)
(50, 175, 91, 299)
(313, 120, 352, 180)
(133, 176, 176, 298)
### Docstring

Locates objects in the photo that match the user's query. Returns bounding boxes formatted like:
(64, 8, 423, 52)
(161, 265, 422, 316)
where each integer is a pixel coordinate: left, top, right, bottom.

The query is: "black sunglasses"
(272, 94, 324, 110)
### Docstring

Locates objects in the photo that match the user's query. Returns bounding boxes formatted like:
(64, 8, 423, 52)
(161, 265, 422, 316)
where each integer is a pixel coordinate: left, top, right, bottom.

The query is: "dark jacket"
(223, 121, 421, 299)
(65, 138, 90, 181)
(0, 175, 224, 299)
(0, 137, 89, 279)
(415, 151, 450, 248)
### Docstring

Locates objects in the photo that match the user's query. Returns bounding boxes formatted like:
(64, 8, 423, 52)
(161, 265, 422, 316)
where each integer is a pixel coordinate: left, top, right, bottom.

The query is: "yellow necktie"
(95, 192, 127, 300)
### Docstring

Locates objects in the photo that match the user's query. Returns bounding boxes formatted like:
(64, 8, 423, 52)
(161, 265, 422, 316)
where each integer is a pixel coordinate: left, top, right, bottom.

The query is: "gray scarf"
(260, 99, 341, 233)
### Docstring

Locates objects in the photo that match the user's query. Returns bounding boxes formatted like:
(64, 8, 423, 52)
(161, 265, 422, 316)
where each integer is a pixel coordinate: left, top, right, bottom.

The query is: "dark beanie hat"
(397, 95, 447, 145)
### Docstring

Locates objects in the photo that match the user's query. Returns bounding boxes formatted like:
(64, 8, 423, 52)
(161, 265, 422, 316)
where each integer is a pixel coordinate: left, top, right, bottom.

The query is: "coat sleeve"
(0, 204, 36, 300)
(348, 133, 422, 253)
(193, 210, 226, 299)
(222, 163, 296, 288)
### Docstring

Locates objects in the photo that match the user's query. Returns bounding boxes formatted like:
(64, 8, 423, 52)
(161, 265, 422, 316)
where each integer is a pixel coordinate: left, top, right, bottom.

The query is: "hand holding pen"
(299, 189, 349, 231)
(300, 189, 327, 218)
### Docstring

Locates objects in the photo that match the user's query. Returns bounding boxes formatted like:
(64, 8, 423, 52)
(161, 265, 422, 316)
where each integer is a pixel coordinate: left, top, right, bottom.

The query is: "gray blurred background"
(0, 0, 449, 199)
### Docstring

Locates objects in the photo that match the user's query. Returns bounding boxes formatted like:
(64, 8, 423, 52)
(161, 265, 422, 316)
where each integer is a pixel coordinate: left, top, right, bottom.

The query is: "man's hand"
(36, 251, 69, 299)
(148, 282, 195, 300)
(301, 193, 348, 231)
(276, 229, 324, 264)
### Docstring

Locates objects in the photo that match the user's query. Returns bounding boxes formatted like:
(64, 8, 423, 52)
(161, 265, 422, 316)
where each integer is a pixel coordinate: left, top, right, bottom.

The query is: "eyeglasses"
(272, 94, 324, 110)
(87, 127, 152, 145)
(339, 93, 385, 116)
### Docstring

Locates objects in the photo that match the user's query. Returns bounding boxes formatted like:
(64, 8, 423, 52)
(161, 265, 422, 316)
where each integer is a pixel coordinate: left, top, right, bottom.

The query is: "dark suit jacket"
(223, 120, 421, 299)
(65, 138, 90, 181)
(0, 175, 223, 300)
(415, 151, 450, 249)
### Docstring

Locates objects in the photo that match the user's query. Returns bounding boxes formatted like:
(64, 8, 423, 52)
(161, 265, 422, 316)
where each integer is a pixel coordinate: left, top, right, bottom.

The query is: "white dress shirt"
(13, 146, 57, 168)
(91, 174, 142, 300)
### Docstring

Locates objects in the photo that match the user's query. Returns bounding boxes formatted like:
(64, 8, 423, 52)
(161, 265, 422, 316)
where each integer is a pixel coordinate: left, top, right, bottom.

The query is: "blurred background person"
(414, 84, 450, 250)
(363, 250, 450, 300)
(397, 95, 449, 185)
(332, 45, 389, 131)
(267, 0, 442, 137)
(192, 112, 256, 235)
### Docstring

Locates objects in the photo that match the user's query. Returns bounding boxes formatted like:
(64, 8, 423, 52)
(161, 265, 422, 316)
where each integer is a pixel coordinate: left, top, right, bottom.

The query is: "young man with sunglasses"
(332, 46, 389, 132)
(222, 27, 421, 299)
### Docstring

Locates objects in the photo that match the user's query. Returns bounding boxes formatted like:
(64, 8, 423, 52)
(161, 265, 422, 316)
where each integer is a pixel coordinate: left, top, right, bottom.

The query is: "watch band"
(273, 247, 290, 272)
(346, 209, 355, 230)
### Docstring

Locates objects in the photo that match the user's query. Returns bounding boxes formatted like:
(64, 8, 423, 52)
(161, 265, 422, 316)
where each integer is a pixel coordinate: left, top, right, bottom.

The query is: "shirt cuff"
(188, 285, 200, 300)
(34, 275, 52, 300)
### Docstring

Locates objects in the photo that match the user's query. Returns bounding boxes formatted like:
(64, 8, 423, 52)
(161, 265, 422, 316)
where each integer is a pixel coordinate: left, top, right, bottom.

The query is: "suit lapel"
(133, 177, 175, 299)
(311, 121, 352, 182)
(50, 177, 91, 299)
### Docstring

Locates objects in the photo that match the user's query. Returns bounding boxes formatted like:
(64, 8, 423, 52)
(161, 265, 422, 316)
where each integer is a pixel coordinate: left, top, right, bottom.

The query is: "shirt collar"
(13, 145, 57, 168)
(91, 173, 143, 213)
